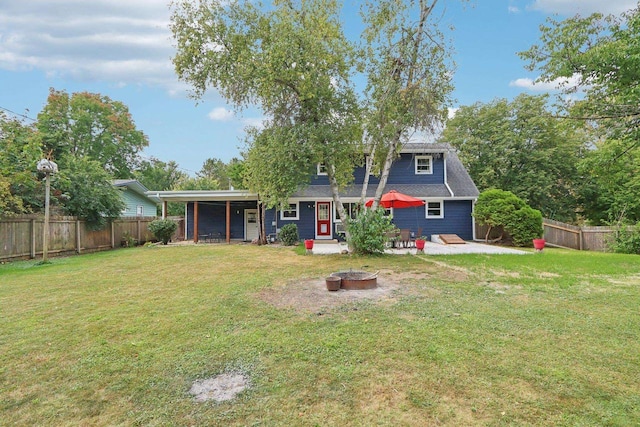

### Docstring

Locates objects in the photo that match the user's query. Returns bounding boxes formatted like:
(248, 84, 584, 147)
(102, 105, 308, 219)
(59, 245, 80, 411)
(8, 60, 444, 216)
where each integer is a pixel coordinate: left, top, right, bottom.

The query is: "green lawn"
(1, 244, 639, 426)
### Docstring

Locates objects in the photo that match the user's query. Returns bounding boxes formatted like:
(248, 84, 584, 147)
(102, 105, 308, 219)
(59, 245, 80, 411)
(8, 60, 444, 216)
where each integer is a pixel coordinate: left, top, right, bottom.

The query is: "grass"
(1, 244, 639, 426)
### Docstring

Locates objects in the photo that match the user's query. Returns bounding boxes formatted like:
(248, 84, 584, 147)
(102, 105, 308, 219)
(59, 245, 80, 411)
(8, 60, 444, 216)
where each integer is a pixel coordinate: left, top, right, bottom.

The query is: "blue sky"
(0, 0, 636, 176)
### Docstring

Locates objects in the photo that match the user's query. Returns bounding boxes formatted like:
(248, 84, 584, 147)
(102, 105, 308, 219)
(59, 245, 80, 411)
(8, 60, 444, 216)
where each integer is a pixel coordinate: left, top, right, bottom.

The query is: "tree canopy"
(519, 5, 640, 223)
(37, 88, 149, 178)
(0, 112, 42, 216)
(442, 94, 585, 222)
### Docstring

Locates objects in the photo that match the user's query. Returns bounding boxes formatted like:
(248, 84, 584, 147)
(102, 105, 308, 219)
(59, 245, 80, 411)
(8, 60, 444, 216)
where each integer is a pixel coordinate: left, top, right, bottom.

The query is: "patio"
(310, 240, 527, 255)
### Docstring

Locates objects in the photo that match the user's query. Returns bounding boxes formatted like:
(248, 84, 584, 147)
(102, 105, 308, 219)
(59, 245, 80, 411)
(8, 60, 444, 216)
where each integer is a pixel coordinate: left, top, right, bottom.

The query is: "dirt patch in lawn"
(257, 269, 449, 314)
(189, 373, 250, 403)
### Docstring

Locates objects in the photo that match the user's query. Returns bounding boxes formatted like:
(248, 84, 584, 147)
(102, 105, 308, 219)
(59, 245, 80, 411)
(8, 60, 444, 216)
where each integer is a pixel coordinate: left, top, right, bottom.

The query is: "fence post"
(579, 228, 583, 251)
(137, 219, 141, 243)
(30, 218, 36, 259)
(111, 221, 115, 249)
(76, 220, 82, 254)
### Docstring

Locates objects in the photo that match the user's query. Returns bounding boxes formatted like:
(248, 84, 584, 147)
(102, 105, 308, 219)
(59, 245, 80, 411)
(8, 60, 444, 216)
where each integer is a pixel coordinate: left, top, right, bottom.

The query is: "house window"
(280, 202, 299, 220)
(317, 163, 327, 176)
(334, 202, 360, 222)
(415, 155, 433, 174)
(425, 201, 443, 218)
(136, 205, 144, 216)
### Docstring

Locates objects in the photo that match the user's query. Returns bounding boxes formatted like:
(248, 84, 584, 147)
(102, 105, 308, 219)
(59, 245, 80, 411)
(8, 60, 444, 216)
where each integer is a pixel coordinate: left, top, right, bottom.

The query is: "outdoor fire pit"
(330, 270, 378, 290)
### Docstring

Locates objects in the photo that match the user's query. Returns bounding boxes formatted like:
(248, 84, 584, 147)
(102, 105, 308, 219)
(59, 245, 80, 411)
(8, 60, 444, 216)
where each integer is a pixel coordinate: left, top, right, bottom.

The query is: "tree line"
(3, 1, 640, 234)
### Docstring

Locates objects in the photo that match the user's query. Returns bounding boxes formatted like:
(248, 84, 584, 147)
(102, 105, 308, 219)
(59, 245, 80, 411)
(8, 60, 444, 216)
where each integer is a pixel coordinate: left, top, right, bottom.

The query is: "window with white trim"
(415, 155, 433, 174)
(136, 205, 144, 216)
(425, 200, 443, 218)
(280, 202, 299, 220)
(317, 163, 327, 175)
(334, 202, 360, 221)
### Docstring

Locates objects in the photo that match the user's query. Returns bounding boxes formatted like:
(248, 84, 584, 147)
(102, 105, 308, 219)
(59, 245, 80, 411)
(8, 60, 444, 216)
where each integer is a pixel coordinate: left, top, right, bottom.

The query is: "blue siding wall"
(267, 202, 317, 241)
(186, 201, 258, 240)
(310, 153, 445, 187)
(121, 189, 157, 217)
(381, 200, 473, 241)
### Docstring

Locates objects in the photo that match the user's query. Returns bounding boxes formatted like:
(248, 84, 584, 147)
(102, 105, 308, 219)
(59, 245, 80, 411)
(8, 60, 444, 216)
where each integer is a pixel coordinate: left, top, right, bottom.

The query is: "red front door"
(316, 202, 331, 238)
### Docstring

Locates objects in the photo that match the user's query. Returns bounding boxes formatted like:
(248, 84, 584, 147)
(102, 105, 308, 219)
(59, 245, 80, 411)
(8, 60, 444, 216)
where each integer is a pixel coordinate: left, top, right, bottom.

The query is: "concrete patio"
(309, 240, 527, 255)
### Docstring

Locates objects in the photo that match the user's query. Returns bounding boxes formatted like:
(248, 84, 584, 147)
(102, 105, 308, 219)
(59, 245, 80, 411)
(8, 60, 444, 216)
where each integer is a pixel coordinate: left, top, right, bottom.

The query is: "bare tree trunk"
(372, 135, 401, 209)
(360, 145, 376, 203)
(326, 163, 350, 242)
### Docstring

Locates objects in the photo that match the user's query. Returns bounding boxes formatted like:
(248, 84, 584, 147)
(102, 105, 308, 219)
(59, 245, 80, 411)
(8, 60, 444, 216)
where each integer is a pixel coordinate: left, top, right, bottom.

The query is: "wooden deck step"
(439, 234, 466, 244)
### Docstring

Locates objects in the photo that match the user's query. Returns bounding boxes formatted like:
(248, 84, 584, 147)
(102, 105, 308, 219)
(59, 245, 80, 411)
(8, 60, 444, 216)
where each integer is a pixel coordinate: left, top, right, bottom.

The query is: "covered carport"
(147, 190, 259, 244)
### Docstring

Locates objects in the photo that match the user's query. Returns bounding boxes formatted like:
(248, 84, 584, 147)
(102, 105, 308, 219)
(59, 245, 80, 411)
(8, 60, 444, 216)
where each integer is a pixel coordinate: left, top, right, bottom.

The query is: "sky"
(0, 0, 637, 176)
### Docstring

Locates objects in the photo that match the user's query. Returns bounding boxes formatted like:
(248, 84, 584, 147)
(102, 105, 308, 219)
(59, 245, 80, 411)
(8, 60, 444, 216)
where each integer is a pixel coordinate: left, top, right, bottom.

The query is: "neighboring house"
(148, 143, 479, 242)
(113, 180, 160, 217)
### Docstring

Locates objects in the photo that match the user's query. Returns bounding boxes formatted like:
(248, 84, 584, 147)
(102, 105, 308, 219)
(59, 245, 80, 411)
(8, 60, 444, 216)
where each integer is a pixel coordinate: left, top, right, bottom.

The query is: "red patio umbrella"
(365, 190, 425, 209)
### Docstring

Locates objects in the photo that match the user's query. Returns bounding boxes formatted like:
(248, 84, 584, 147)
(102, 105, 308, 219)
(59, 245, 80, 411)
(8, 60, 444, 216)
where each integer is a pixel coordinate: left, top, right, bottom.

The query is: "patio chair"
(400, 229, 411, 248)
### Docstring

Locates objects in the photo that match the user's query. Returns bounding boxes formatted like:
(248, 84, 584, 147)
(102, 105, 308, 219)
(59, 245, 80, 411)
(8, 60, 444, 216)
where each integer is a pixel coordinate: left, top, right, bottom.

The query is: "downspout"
(472, 198, 478, 241)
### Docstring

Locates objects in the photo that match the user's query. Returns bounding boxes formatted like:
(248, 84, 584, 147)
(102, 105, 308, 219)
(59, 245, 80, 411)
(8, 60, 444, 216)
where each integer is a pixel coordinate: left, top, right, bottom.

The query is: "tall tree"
(135, 157, 188, 192)
(442, 94, 585, 222)
(36, 88, 149, 178)
(171, 0, 362, 236)
(0, 112, 43, 216)
(54, 157, 125, 230)
(197, 157, 244, 190)
(519, 5, 640, 223)
(360, 0, 455, 207)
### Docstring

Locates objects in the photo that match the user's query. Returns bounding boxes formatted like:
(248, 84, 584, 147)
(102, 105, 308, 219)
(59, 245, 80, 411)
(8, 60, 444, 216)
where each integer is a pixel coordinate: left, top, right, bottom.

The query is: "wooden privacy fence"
(0, 215, 159, 261)
(475, 218, 615, 252)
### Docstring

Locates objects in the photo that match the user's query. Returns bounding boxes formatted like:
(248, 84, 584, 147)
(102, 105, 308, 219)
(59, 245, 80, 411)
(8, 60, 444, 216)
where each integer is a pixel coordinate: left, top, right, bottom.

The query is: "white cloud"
(527, 0, 636, 16)
(0, 1, 178, 90)
(208, 107, 235, 122)
(509, 74, 582, 91)
(508, 6, 521, 14)
(447, 107, 459, 119)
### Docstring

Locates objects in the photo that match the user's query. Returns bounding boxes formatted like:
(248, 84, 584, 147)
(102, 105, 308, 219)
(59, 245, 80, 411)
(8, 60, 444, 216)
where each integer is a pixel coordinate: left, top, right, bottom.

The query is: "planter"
(304, 239, 314, 250)
(325, 276, 341, 291)
(415, 239, 426, 250)
(533, 238, 546, 251)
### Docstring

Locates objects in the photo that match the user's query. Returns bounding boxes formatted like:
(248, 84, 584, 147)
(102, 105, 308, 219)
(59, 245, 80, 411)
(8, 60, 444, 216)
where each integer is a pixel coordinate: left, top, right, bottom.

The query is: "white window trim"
(415, 155, 433, 175)
(136, 205, 144, 216)
(334, 202, 359, 222)
(317, 163, 327, 176)
(425, 200, 444, 219)
(280, 202, 300, 220)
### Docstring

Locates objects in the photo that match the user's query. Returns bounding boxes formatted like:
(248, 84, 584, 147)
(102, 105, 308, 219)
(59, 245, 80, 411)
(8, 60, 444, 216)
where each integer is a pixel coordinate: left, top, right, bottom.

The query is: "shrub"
(474, 189, 543, 247)
(148, 219, 178, 245)
(508, 206, 544, 246)
(279, 223, 299, 246)
(347, 207, 395, 255)
(609, 223, 640, 254)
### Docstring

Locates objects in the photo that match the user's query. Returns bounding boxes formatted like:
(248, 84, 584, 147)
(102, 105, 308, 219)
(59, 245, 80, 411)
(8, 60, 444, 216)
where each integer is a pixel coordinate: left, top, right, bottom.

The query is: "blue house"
(149, 143, 479, 243)
(113, 180, 160, 217)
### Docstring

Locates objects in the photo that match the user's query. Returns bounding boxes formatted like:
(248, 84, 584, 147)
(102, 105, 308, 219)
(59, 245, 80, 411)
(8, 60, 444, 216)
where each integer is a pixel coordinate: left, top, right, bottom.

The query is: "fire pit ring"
(330, 270, 378, 290)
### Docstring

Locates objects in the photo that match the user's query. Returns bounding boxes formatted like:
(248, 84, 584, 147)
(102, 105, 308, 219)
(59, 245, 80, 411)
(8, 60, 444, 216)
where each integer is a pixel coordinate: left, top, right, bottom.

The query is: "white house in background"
(113, 180, 160, 217)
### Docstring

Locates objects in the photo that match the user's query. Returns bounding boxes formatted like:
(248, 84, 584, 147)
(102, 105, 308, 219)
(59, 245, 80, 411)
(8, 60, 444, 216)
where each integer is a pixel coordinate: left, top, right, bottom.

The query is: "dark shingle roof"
(292, 143, 479, 199)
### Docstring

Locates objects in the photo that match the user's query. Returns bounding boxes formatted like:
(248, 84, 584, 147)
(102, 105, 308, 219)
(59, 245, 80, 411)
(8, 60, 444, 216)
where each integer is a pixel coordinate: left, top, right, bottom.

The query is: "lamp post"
(37, 159, 58, 262)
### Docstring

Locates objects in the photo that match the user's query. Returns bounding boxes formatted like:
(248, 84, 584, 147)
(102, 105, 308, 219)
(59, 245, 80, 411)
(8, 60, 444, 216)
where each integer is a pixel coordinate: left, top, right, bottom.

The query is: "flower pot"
(415, 239, 426, 250)
(304, 239, 314, 250)
(326, 276, 341, 291)
(533, 238, 546, 251)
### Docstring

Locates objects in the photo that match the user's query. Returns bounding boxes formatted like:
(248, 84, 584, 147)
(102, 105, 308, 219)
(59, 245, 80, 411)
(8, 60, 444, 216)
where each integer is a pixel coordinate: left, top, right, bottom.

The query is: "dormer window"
(415, 155, 433, 174)
(317, 163, 328, 176)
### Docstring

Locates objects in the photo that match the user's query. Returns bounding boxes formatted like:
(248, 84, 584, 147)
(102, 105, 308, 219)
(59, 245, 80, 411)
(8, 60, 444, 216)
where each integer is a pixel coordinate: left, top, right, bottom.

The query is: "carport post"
(226, 200, 231, 244)
(194, 201, 199, 243)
